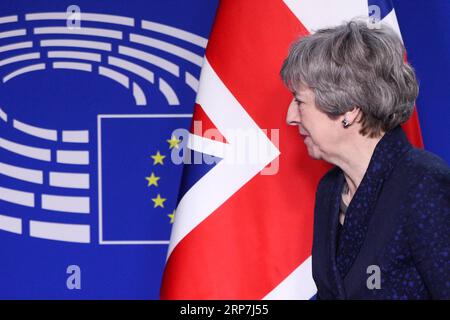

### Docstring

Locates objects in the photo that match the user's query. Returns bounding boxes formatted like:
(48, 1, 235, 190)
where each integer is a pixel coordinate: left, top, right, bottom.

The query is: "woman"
(281, 20, 449, 299)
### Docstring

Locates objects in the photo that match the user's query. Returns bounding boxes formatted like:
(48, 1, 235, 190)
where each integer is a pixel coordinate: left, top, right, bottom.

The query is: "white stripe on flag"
(380, 9, 403, 41)
(283, 0, 368, 32)
(263, 256, 317, 300)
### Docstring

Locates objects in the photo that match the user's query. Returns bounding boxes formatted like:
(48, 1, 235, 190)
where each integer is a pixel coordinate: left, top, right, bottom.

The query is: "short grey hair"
(280, 20, 419, 137)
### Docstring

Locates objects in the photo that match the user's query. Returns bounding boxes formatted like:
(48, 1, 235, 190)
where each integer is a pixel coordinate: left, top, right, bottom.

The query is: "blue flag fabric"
(99, 115, 191, 243)
(393, 0, 450, 164)
(0, 0, 218, 299)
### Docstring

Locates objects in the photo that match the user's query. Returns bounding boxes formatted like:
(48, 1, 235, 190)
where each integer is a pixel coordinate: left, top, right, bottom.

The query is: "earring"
(342, 118, 351, 128)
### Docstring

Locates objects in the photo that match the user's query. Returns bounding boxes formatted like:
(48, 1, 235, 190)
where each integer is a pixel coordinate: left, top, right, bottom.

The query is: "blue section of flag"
(100, 116, 190, 241)
(393, 0, 450, 164)
(176, 149, 221, 203)
(0, 0, 219, 299)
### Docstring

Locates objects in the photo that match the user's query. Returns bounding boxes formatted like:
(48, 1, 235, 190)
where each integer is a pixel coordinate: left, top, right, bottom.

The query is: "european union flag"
(99, 115, 191, 243)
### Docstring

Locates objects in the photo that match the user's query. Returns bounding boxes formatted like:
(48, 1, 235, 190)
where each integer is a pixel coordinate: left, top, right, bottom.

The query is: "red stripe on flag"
(190, 103, 227, 143)
(402, 108, 424, 148)
(402, 52, 424, 148)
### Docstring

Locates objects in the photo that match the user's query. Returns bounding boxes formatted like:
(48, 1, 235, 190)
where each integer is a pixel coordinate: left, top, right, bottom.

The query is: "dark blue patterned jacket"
(312, 126, 450, 299)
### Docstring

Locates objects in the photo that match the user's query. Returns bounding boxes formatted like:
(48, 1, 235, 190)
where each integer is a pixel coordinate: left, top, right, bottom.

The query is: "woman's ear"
(342, 107, 361, 126)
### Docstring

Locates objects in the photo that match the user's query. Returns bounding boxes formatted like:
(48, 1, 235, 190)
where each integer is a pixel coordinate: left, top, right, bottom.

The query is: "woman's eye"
(295, 100, 303, 107)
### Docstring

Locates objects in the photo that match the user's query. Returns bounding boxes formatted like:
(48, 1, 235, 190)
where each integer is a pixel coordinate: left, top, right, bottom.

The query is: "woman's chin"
(305, 145, 322, 160)
(308, 152, 322, 160)
(303, 138, 322, 160)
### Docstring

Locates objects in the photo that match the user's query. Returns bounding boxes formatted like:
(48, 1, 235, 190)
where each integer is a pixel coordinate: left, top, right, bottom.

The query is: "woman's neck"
(331, 132, 385, 199)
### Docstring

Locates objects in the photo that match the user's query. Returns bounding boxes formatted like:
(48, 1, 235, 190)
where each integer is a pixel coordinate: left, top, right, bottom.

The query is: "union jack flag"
(160, 0, 422, 300)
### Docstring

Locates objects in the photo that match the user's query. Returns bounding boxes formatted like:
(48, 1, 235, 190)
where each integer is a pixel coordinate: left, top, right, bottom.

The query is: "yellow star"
(151, 151, 166, 165)
(167, 135, 181, 149)
(152, 194, 166, 208)
(145, 172, 160, 187)
(168, 210, 175, 224)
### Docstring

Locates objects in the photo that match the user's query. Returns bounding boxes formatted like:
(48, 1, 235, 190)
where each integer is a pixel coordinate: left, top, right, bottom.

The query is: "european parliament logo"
(0, 0, 215, 298)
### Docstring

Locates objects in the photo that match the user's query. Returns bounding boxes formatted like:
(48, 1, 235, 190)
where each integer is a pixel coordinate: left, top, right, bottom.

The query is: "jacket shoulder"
(402, 149, 450, 298)
(403, 148, 450, 178)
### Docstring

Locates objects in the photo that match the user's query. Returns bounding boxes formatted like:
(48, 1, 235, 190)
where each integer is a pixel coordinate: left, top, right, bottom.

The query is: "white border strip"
(3, 63, 46, 83)
(0, 108, 7, 122)
(0, 214, 22, 234)
(48, 50, 101, 62)
(132, 82, 147, 106)
(185, 71, 199, 92)
(0, 15, 18, 24)
(159, 78, 179, 105)
(0, 29, 26, 39)
(34, 26, 122, 40)
(49, 172, 90, 189)
(56, 150, 89, 165)
(0, 186, 35, 207)
(26, 12, 134, 27)
(141, 20, 207, 48)
(53, 61, 92, 72)
(0, 52, 40, 67)
(41, 194, 90, 214)
(0, 161, 43, 184)
(40, 39, 112, 51)
(13, 119, 57, 141)
(118, 45, 179, 77)
(99, 66, 129, 88)
(30, 220, 90, 243)
(0, 41, 33, 53)
(62, 130, 89, 143)
(0, 136, 51, 161)
(108, 56, 155, 84)
(130, 33, 203, 66)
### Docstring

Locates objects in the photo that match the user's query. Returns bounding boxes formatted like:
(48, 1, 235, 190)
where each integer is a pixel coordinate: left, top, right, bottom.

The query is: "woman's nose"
(286, 98, 301, 126)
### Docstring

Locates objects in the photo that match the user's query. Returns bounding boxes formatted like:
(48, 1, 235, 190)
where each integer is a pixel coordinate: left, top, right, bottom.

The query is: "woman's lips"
(299, 129, 310, 140)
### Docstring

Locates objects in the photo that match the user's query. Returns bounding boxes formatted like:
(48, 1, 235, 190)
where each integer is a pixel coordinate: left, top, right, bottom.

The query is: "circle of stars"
(145, 135, 181, 224)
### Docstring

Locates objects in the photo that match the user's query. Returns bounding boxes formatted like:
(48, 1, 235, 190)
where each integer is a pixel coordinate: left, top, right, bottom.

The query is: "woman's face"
(286, 85, 341, 161)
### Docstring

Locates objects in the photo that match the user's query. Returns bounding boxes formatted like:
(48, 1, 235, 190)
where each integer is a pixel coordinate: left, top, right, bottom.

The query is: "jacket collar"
(330, 126, 412, 283)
